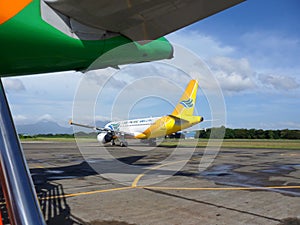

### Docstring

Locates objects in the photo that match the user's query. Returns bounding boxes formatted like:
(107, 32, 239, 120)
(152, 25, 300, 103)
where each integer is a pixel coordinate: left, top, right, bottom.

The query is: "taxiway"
(15, 141, 300, 224)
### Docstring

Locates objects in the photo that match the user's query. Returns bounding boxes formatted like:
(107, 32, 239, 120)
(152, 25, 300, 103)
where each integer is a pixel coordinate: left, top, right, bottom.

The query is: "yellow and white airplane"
(70, 79, 203, 146)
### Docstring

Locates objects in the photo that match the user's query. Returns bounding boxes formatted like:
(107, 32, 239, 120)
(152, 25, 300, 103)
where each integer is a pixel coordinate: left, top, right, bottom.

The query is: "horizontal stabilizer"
(168, 114, 189, 123)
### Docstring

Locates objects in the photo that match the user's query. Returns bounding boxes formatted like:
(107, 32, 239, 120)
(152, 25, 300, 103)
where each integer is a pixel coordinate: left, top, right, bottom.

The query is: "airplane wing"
(69, 120, 111, 132)
(69, 120, 136, 136)
(44, 0, 245, 41)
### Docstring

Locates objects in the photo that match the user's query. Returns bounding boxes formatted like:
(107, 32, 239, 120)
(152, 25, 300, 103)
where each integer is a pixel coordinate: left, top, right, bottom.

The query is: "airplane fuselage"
(105, 114, 202, 139)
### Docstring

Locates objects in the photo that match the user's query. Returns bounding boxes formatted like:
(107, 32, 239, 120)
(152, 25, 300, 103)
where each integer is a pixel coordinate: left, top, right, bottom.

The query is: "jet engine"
(97, 132, 114, 144)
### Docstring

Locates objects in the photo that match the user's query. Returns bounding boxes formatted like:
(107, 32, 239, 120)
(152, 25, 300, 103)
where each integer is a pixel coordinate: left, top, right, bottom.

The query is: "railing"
(0, 79, 45, 225)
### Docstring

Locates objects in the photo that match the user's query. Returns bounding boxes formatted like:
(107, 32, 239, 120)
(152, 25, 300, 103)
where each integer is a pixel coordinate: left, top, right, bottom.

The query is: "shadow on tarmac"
(36, 182, 84, 225)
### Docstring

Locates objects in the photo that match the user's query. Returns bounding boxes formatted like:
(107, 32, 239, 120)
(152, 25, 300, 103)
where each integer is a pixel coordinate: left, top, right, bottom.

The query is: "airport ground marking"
(36, 185, 300, 201)
(1, 187, 134, 205)
(1, 185, 300, 206)
(131, 159, 187, 187)
(39, 186, 134, 200)
(139, 186, 300, 191)
(31, 164, 45, 169)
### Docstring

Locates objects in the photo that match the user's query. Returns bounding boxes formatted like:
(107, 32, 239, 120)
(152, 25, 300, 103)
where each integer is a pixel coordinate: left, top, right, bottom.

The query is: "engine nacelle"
(97, 132, 113, 144)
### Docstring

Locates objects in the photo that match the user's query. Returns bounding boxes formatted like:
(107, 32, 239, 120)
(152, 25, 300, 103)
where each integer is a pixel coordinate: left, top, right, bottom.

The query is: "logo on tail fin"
(180, 98, 193, 108)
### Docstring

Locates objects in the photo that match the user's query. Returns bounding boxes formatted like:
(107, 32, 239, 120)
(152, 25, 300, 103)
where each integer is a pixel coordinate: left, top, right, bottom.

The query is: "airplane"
(70, 79, 203, 147)
(0, 1, 245, 224)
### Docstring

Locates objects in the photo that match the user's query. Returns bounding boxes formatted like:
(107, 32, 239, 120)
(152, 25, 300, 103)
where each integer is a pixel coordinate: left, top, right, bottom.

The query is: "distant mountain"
(16, 121, 73, 135)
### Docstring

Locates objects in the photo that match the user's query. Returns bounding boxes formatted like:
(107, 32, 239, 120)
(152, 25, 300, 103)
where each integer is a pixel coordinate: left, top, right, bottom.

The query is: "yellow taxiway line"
(131, 159, 187, 187)
(39, 186, 133, 201)
(34, 185, 300, 202)
(1, 185, 300, 206)
(35, 185, 300, 202)
(140, 186, 300, 191)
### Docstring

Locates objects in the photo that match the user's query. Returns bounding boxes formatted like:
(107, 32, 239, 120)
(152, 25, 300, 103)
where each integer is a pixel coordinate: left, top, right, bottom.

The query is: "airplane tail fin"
(171, 79, 198, 118)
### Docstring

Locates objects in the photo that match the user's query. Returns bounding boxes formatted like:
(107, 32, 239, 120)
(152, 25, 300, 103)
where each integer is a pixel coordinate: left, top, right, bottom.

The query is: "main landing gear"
(111, 139, 128, 147)
(120, 141, 128, 147)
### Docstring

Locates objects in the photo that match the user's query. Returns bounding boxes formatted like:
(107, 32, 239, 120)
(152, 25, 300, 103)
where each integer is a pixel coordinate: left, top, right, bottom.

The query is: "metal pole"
(0, 79, 46, 225)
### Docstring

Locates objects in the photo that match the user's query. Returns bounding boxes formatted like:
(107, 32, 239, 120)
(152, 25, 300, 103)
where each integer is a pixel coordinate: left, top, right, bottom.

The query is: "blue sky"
(3, 0, 300, 130)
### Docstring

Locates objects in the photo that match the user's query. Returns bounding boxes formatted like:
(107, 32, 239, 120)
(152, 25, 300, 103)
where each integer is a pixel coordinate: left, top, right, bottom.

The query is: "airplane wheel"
(120, 141, 128, 147)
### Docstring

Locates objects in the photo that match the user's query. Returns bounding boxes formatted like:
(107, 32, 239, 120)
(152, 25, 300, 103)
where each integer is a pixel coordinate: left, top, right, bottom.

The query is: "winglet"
(171, 80, 198, 117)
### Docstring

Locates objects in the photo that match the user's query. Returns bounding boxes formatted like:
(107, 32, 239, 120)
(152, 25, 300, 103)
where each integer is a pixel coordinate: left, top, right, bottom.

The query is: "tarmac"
(12, 141, 300, 224)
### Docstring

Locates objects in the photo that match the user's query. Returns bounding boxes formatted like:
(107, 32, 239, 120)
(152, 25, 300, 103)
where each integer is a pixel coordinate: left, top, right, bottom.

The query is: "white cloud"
(215, 71, 255, 93)
(95, 115, 111, 122)
(167, 29, 300, 95)
(168, 28, 299, 95)
(167, 30, 235, 58)
(166, 31, 258, 94)
(258, 74, 300, 91)
(85, 67, 127, 90)
(13, 115, 28, 125)
(208, 57, 256, 93)
(37, 114, 55, 122)
(255, 122, 300, 130)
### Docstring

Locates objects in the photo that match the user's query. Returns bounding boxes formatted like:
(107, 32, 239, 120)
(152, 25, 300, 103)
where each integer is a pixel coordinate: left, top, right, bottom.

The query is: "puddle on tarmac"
(199, 164, 300, 196)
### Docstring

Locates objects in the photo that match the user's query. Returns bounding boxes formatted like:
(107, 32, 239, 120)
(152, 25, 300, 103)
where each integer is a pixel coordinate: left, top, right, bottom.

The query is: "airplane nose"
(200, 117, 204, 122)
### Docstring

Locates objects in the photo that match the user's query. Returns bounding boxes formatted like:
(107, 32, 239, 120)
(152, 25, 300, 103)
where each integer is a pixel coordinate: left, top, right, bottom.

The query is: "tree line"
(195, 126, 300, 139)
(19, 128, 300, 140)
